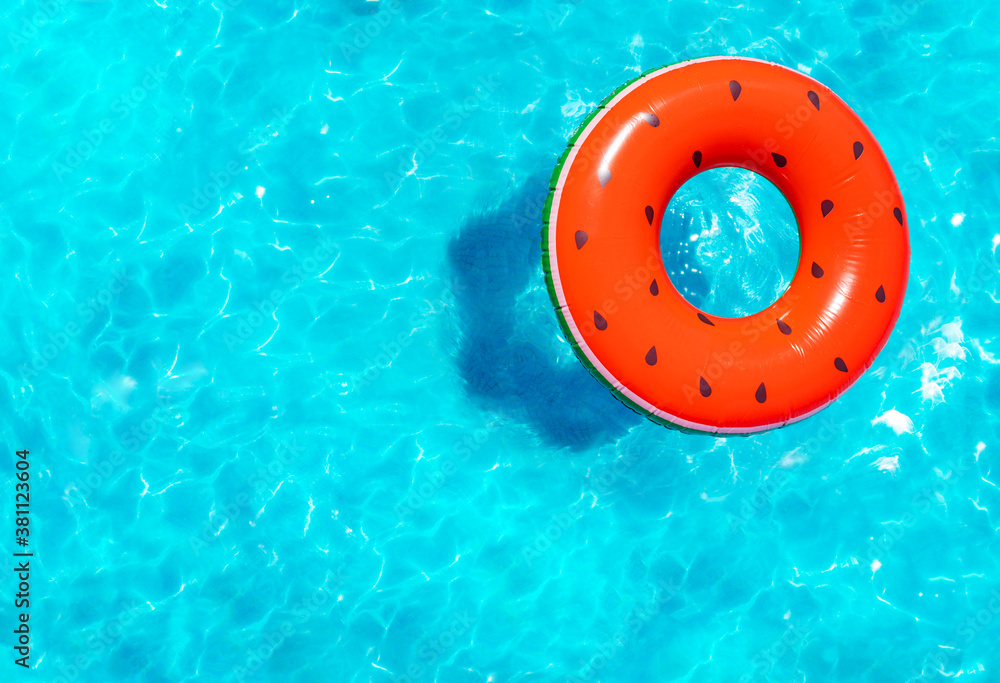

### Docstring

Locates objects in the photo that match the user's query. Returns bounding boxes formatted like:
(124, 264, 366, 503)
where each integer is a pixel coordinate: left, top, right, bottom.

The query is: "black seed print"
(594, 311, 607, 331)
(834, 357, 848, 373)
(730, 80, 742, 101)
(693, 150, 703, 168)
(697, 312, 715, 326)
(853, 141, 864, 160)
(575, 231, 588, 249)
(807, 90, 820, 110)
(650, 279, 659, 296)
(821, 199, 834, 217)
(777, 319, 791, 335)
(772, 153, 787, 167)
(700, 377, 712, 397)
(645, 206, 654, 225)
(755, 382, 767, 403)
(894, 207, 903, 225)
(876, 285, 886, 303)
(645, 346, 657, 365)
(811, 262, 824, 278)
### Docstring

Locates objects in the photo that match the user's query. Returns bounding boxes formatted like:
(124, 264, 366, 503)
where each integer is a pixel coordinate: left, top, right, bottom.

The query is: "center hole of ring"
(660, 167, 800, 318)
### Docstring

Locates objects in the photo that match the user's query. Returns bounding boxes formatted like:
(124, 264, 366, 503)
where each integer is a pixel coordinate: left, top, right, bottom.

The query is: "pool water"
(663, 167, 800, 318)
(2, 1, 999, 682)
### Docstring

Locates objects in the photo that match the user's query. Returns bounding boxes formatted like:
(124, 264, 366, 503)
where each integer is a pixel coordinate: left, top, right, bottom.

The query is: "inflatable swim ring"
(542, 57, 909, 434)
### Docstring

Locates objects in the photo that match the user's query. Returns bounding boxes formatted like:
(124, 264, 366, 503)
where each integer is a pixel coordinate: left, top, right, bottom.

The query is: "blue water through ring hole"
(662, 167, 800, 318)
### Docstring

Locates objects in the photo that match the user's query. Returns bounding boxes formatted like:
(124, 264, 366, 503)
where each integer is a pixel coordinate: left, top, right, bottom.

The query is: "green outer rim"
(541, 60, 718, 436)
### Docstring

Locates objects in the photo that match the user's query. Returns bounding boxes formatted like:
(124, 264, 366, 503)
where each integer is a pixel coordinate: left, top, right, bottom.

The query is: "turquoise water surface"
(2, 1, 999, 681)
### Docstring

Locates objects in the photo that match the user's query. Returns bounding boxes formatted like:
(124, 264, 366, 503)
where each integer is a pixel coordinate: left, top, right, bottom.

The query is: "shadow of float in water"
(447, 171, 640, 450)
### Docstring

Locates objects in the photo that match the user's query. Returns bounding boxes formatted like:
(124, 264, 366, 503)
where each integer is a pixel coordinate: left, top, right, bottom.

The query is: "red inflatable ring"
(542, 57, 909, 434)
